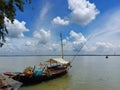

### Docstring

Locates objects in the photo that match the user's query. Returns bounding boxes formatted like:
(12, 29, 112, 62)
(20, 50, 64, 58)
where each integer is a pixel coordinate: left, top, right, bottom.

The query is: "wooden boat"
(4, 33, 71, 85)
(4, 58, 71, 85)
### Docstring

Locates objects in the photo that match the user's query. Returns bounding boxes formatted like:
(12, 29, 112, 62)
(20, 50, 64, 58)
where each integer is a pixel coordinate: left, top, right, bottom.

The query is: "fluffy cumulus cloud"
(69, 30, 86, 42)
(0, 27, 53, 55)
(52, 0, 99, 26)
(70, 31, 87, 51)
(33, 28, 51, 44)
(52, 16, 70, 25)
(1, 8, 120, 55)
(63, 30, 87, 52)
(68, 0, 99, 25)
(5, 19, 29, 38)
(0, 27, 118, 55)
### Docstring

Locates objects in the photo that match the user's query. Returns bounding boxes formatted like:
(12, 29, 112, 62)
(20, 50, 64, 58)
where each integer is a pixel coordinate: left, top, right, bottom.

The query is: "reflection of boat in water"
(4, 33, 71, 85)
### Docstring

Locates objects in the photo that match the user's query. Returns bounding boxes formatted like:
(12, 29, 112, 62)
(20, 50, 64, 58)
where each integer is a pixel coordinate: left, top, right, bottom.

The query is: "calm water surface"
(0, 56, 120, 90)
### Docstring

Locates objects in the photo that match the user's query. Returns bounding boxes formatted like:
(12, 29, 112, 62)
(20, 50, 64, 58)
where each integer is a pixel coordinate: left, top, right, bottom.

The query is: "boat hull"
(13, 69, 68, 85)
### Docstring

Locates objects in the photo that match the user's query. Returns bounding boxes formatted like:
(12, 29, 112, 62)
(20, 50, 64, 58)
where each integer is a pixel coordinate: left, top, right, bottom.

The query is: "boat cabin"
(46, 58, 70, 69)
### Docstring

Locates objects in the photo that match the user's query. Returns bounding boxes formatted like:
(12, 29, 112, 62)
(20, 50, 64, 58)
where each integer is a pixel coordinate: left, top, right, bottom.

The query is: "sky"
(0, 0, 120, 55)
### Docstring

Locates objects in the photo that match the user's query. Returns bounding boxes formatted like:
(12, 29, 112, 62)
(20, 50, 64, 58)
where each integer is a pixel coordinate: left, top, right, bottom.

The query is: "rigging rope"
(70, 35, 92, 63)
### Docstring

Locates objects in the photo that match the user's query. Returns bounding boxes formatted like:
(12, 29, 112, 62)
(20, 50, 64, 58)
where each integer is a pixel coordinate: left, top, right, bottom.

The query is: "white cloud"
(2, 8, 120, 55)
(52, 16, 70, 25)
(52, 0, 99, 26)
(33, 28, 51, 44)
(78, 9, 120, 54)
(34, 2, 52, 30)
(62, 30, 87, 52)
(40, 2, 51, 20)
(48, 43, 59, 51)
(25, 41, 35, 46)
(0, 28, 119, 55)
(5, 19, 29, 38)
(0, 38, 30, 55)
(95, 42, 114, 53)
(0, 29, 89, 55)
(0, 28, 54, 55)
(89, 9, 120, 45)
(70, 30, 86, 42)
(81, 41, 117, 54)
(69, 31, 86, 51)
(68, 0, 99, 25)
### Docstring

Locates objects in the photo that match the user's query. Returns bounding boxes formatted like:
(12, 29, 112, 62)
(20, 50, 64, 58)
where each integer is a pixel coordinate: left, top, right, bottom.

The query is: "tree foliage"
(0, 0, 32, 47)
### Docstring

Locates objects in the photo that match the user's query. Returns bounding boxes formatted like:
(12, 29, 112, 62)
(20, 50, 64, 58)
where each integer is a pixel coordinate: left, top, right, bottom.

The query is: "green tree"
(0, 0, 32, 47)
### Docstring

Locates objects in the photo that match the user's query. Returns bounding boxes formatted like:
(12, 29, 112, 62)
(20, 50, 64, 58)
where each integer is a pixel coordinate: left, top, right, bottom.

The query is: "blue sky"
(0, 0, 120, 55)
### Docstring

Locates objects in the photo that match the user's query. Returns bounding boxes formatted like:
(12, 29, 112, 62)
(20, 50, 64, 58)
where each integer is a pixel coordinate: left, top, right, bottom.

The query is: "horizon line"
(0, 54, 120, 57)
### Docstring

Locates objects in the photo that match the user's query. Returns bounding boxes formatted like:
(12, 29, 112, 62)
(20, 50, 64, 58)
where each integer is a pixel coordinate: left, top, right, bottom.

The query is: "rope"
(70, 35, 92, 63)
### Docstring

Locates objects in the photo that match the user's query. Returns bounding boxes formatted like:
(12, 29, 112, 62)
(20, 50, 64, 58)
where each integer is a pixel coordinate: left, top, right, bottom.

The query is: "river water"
(0, 56, 120, 90)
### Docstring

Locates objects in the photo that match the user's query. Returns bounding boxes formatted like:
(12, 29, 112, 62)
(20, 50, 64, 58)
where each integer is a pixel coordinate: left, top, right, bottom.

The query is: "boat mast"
(60, 33, 64, 59)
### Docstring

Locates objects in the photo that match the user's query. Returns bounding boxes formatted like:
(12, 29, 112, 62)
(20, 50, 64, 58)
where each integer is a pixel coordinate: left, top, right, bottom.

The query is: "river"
(0, 56, 120, 90)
